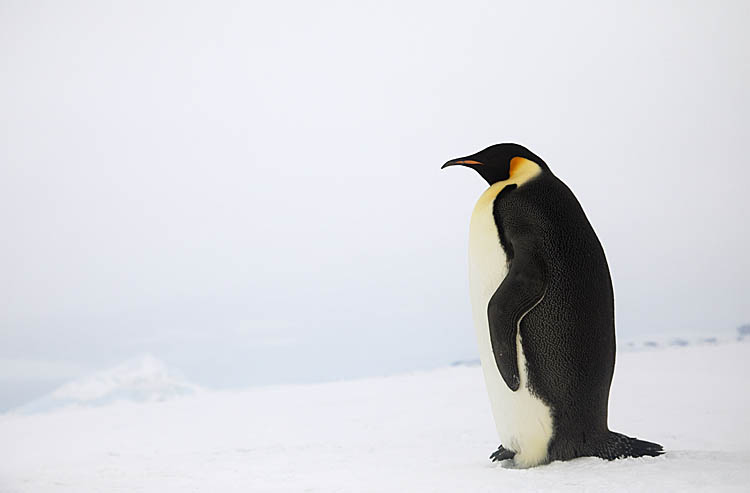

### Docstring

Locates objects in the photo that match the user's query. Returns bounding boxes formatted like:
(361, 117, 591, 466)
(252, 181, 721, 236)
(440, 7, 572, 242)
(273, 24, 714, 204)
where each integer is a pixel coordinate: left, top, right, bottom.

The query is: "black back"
(494, 170, 617, 459)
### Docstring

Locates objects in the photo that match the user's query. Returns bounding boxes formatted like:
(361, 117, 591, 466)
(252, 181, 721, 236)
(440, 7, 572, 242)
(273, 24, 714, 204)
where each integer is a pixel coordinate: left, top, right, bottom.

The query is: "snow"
(15, 354, 199, 414)
(1, 342, 749, 492)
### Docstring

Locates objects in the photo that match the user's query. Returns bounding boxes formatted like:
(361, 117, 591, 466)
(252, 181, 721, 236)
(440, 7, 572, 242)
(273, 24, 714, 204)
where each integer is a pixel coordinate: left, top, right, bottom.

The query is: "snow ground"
(1, 342, 749, 492)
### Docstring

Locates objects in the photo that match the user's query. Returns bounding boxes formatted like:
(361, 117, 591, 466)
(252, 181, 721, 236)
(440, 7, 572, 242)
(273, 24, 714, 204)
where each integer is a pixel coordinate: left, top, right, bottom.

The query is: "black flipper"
(487, 247, 547, 391)
(489, 445, 516, 462)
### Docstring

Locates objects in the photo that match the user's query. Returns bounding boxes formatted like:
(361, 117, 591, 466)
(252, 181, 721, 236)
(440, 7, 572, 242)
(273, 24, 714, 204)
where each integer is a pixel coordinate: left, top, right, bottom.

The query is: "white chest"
(468, 185, 553, 468)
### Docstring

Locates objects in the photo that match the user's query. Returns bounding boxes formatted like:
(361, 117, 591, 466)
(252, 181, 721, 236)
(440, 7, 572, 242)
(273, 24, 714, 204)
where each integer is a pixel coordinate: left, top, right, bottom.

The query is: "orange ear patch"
(509, 157, 527, 177)
(506, 157, 542, 186)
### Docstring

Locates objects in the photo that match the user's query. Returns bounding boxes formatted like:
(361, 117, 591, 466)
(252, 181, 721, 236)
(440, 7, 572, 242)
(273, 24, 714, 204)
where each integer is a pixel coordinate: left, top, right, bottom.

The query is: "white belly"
(468, 185, 554, 468)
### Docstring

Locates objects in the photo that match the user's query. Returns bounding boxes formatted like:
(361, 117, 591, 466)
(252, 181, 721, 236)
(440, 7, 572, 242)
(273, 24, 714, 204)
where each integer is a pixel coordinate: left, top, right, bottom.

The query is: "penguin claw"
(490, 445, 516, 462)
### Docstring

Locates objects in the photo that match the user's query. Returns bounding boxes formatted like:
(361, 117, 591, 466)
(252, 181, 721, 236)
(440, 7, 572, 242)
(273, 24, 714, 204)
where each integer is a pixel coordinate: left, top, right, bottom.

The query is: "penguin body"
(469, 158, 553, 468)
(443, 144, 662, 467)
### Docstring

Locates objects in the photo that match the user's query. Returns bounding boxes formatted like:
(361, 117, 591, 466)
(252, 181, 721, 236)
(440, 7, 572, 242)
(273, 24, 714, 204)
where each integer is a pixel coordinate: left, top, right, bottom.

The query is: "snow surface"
(1, 342, 749, 492)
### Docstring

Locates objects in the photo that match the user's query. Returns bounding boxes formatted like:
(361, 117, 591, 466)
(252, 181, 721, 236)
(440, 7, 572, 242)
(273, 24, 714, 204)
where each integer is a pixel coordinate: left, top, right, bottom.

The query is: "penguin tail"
(593, 431, 664, 460)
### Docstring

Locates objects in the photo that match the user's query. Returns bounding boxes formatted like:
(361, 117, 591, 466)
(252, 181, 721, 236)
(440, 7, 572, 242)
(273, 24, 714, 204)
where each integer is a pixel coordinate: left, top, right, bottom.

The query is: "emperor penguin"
(442, 143, 663, 468)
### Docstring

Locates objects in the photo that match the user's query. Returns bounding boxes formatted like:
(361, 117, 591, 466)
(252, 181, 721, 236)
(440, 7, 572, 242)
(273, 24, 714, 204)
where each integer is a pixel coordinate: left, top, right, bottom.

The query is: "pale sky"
(1, 0, 749, 410)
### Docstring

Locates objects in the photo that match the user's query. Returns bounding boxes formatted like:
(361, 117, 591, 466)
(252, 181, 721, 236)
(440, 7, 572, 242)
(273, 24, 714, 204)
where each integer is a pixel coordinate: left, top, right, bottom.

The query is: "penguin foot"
(489, 445, 516, 462)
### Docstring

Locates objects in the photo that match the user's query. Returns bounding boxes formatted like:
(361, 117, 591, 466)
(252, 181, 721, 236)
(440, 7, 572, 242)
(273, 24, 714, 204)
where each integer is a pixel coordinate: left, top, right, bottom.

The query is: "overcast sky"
(2, 1, 749, 410)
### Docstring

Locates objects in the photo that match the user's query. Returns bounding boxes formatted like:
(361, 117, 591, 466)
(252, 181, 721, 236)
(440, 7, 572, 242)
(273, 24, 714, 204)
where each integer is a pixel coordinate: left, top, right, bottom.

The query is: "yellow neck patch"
(507, 157, 542, 186)
(473, 157, 543, 210)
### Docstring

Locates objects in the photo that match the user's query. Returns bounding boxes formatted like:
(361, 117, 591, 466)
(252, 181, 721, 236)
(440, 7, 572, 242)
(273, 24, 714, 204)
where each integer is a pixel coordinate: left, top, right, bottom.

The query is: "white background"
(1, 0, 749, 410)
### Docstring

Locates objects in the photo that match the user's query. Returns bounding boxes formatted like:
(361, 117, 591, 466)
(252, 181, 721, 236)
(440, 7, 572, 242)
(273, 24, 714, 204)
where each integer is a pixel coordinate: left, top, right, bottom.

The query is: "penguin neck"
(474, 157, 543, 210)
(507, 157, 543, 186)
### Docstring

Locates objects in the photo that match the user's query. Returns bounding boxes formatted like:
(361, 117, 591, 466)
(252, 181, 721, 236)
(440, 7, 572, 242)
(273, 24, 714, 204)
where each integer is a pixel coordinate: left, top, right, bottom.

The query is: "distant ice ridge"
(450, 331, 748, 367)
(16, 354, 199, 414)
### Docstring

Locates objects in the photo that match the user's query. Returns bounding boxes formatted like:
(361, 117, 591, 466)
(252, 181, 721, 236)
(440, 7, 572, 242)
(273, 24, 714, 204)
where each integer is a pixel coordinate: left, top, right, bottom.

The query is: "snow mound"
(16, 354, 199, 413)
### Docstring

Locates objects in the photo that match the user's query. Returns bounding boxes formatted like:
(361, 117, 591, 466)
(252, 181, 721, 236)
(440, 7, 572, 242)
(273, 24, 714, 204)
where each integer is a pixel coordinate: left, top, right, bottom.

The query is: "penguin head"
(442, 143, 548, 185)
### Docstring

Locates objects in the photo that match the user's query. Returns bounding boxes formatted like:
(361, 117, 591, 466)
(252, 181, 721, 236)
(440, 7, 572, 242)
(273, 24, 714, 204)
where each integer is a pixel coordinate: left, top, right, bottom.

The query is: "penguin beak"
(441, 158, 484, 169)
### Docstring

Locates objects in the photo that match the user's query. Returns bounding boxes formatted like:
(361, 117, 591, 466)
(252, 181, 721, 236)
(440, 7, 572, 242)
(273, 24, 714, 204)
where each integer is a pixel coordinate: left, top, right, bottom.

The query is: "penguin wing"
(487, 247, 547, 392)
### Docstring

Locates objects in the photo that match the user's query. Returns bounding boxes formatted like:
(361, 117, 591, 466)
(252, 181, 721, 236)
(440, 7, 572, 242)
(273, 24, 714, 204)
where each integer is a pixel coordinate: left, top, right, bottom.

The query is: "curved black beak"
(441, 158, 484, 169)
